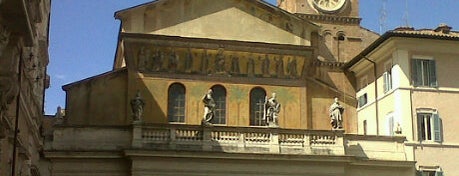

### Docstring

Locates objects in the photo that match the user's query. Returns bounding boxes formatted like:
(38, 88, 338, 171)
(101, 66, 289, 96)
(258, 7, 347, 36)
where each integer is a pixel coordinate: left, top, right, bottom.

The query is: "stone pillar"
(131, 121, 143, 148)
(269, 131, 280, 153)
(202, 126, 212, 151)
(168, 126, 176, 150)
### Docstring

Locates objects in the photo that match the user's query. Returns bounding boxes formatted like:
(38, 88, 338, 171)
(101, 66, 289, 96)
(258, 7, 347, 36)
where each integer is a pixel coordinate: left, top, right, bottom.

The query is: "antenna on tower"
(379, 0, 388, 34)
(402, 0, 410, 27)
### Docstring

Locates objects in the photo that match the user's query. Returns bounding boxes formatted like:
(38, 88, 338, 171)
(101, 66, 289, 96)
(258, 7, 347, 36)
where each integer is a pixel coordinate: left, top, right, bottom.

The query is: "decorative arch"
(210, 85, 227, 124)
(167, 83, 186, 123)
(250, 87, 266, 126)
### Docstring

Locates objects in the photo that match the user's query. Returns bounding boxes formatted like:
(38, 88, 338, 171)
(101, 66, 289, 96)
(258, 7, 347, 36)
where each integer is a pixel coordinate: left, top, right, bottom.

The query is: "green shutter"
(433, 113, 442, 142)
(383, 72, 388, 92)
(429, 60, 438, 87)
(417, 114, 423, 141)
(411, 59, 421, 86)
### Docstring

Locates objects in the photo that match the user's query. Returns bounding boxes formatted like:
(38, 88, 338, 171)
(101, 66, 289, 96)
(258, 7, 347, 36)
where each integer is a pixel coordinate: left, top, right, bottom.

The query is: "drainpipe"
(363, 56, 379, 135)
(11, 48, 24, 176)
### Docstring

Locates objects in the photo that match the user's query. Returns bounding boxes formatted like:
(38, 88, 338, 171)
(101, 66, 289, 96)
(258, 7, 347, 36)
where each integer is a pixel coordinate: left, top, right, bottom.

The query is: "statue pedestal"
(268, 122, 279, 128)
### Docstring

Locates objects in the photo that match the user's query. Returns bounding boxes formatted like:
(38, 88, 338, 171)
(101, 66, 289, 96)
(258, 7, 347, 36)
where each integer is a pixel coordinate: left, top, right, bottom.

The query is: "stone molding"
(295, 14, 361, 24)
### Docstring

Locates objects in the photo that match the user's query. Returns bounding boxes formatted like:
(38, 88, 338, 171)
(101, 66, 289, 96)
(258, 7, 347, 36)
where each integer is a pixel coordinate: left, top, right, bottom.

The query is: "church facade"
(43, 0, 416, 175)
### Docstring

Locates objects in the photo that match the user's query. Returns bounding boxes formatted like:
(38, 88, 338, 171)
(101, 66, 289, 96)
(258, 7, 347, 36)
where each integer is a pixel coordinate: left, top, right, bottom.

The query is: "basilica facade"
(43, 0, 416, 175)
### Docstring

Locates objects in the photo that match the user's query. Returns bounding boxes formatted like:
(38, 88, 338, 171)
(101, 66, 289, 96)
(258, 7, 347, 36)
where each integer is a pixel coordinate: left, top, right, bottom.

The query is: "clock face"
(313, 0, 347, 13)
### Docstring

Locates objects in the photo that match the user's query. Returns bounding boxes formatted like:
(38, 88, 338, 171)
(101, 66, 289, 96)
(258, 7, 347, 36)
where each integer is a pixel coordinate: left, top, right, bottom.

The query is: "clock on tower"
(312, 0, 347, 13)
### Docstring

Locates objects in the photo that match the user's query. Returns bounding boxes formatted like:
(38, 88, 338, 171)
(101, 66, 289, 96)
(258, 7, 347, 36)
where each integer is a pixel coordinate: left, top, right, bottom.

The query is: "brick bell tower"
(277, 0, 378, 63)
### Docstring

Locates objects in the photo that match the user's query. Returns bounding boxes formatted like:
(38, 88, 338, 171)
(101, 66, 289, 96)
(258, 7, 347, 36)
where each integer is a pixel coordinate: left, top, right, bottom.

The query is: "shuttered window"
(417, 111, 442, 142)
(411, 59, 438, 87)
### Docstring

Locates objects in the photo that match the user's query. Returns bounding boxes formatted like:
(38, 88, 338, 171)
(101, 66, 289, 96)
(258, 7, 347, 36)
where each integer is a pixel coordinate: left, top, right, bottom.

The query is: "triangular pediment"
(115, 0, 318, 46)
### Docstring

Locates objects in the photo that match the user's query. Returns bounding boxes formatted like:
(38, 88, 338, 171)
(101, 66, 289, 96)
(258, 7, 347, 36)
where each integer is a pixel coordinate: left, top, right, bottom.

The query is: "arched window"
(250, 87, 266, 126)
(168, 83, 186, 123)
(210, 85, 226, 124)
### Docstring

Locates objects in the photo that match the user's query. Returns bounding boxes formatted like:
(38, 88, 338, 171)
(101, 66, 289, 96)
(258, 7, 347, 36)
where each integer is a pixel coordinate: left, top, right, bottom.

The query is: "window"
(383, 61, 392, 93)
(210, 85, 226, 125)
(250, 87, 266, 126)
(412, 58, 437, 87)
(168, 83, 186, 123)
(417, 111, 442, 142)
(358, 93, 367, 108)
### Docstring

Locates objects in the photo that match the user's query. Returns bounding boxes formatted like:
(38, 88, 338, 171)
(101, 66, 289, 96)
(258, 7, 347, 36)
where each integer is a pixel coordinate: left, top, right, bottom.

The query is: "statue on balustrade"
(329, 97, 344, 130)
(202, 89, 216, 125)
(131, 91, 145, 122)
(264, 92, 280, 127)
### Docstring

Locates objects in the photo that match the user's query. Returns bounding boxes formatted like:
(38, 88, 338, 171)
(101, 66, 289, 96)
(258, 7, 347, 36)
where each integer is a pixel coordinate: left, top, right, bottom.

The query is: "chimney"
(434, 23, 452, 34)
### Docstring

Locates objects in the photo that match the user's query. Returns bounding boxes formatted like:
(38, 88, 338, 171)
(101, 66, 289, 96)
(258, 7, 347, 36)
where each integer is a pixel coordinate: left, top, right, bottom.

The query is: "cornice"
(295, 14, 361, 25)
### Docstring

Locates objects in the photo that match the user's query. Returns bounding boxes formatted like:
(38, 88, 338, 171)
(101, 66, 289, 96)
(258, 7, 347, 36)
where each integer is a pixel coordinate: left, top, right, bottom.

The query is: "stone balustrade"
(132, 123, 346, 156)
(49, 123, 407, 161)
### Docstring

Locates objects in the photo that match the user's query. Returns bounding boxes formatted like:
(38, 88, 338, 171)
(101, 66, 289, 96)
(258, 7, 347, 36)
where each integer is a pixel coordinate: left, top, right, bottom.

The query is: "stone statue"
(329, 97, 344, 130)
(130, 91, 145, 122)
(264, 92, 281, 127)
(202, 89, 216, 124)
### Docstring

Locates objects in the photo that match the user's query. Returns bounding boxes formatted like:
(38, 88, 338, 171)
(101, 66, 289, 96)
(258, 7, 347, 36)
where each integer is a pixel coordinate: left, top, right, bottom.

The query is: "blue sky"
(46, 0, 459, 114)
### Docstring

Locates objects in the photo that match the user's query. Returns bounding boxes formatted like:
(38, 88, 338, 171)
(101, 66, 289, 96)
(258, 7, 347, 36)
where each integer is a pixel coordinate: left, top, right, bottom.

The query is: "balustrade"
(132, 124, 346, 155)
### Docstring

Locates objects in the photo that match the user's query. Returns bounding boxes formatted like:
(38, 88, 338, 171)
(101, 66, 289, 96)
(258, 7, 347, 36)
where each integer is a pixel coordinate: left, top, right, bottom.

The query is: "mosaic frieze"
(136, 47, 307, 79)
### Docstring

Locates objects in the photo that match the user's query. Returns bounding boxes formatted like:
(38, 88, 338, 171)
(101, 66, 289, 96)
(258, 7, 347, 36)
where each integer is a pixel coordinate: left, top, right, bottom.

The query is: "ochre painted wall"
(135, 77, 306, 129)
(119, 0, 313, 46)
(65, 70, 128, 126)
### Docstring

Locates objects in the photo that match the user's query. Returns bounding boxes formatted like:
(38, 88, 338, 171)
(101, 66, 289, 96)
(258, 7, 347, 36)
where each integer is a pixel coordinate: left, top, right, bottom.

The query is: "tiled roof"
(389, 24, 459, 39)
(343, 24, 459, 69)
